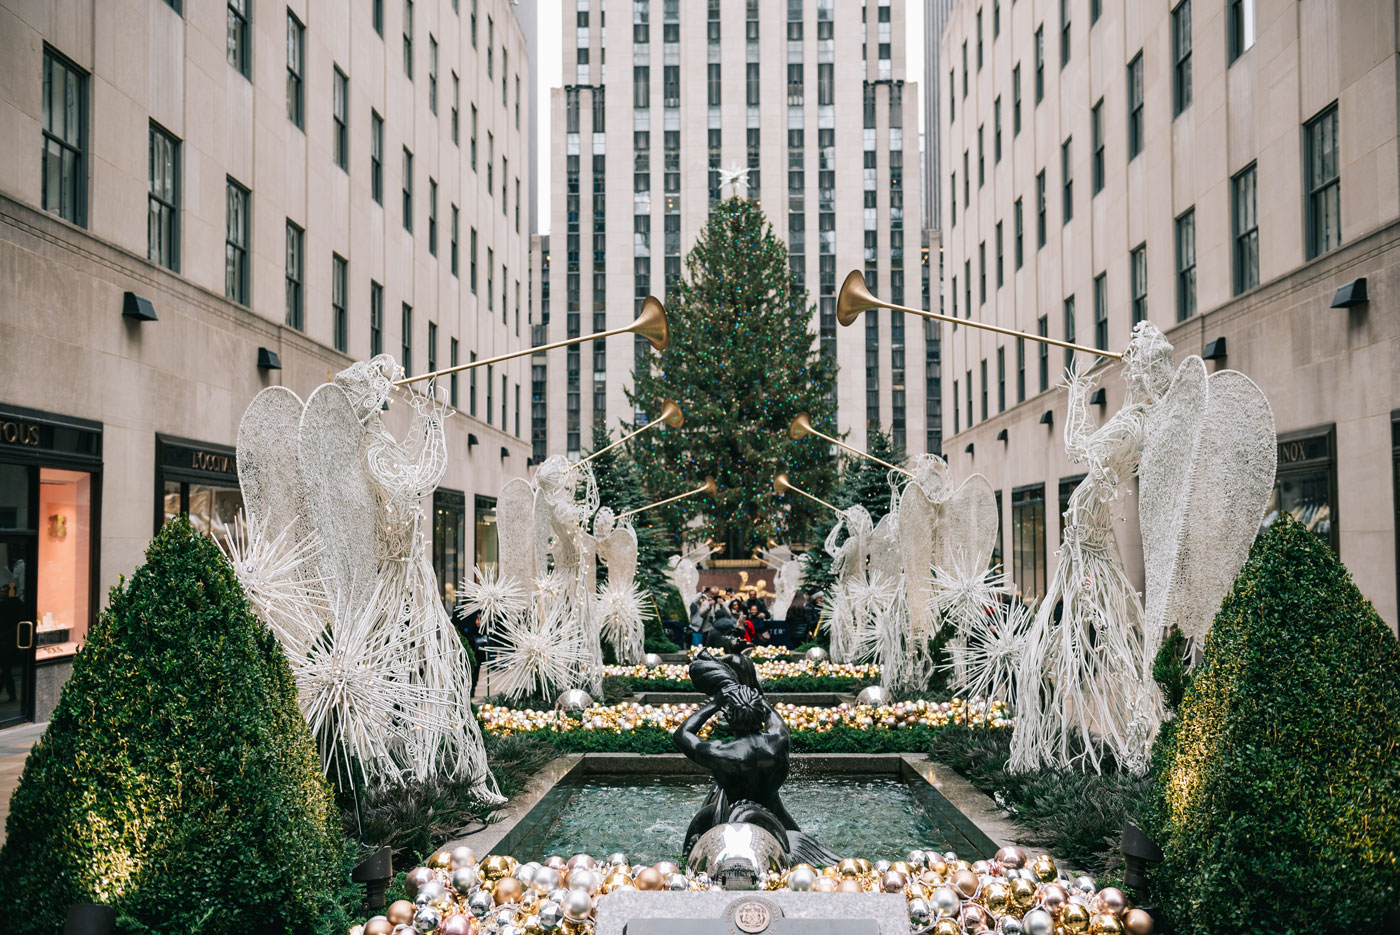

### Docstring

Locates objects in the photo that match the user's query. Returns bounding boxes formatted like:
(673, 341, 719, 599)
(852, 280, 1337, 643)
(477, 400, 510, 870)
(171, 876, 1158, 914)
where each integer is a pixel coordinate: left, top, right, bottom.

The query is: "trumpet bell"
(659, 398, 685, 428)
(631, 296, 670, 351)
(773, 472, 793, 495)
(701, 476, 718, 496)
(788, 412, 814, 441)
(836, 270, 880, 327)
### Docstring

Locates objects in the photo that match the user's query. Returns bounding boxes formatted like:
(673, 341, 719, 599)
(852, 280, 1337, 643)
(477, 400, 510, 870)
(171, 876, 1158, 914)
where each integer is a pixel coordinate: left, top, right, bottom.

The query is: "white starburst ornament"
(597, 580, 650, 665)
(718, 162, 751, 199)
(490, 598, 590, 703)
(457, 565, 527, 633)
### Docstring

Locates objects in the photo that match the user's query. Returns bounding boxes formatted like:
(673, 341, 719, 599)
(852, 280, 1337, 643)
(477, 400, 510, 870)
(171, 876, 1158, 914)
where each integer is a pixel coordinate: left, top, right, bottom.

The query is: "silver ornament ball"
(856, 685, 892, 705)
(554, 689, 594, 713)
(562, 888, 593, 922)
(643, 653, 664, 666)
(1021, 908, 1055, 935)
(804, 646, 829, 663)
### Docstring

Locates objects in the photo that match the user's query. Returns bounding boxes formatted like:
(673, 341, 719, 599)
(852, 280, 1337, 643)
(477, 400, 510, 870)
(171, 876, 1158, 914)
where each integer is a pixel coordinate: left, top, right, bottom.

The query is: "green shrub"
(0, 517, 345, 934)
(487, 722, 983, 756)
(1141, 516, 1400, 933)
(605, 674, 875, 695)
(1150, 627, 1191, 714)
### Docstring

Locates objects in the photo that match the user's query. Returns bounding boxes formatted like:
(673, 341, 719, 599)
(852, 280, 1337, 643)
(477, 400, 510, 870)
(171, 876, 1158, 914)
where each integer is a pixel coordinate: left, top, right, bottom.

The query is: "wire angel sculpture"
(1009, 321, 1275, 776)
(233, 356, 500, 801)
(593, 507, 651, 664)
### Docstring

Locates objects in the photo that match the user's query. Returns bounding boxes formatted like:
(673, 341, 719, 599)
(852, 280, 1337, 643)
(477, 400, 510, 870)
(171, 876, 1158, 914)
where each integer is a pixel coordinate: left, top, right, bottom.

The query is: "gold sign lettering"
(1278, 440, 1310, 464)
(0, 420, 40, 447)
(191, 450, 235, 473)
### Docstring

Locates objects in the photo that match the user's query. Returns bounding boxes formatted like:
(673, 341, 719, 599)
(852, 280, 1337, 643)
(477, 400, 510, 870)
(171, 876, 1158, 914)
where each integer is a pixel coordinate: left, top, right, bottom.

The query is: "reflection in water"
(524, 775, 953, 865)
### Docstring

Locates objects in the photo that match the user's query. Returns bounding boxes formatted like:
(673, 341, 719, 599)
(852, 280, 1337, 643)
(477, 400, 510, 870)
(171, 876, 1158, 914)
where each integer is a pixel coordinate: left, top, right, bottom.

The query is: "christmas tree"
(800, 424, 907, 596)
(628, 197, 838, 558)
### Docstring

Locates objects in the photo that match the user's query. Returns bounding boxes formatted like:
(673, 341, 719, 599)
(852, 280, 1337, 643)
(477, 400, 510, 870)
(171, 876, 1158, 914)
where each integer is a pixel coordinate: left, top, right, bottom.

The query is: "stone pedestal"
(594, 891, 910, 935)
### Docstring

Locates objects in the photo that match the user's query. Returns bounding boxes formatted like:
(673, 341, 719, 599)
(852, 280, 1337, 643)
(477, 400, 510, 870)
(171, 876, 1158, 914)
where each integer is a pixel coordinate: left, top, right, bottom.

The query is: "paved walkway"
(0, 722, 45, 845)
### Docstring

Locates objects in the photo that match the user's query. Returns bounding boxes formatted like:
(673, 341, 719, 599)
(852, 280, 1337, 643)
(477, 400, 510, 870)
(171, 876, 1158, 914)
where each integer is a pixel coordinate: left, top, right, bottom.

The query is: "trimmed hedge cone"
(0, 517, 346, 934)
(1142, 515, 1400, 934)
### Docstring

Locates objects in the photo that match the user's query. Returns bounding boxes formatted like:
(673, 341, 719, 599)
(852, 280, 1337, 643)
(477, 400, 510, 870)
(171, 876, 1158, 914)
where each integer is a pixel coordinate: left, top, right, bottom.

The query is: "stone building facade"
(0, 0, 534, 722)
(938, 0, 1400, 628)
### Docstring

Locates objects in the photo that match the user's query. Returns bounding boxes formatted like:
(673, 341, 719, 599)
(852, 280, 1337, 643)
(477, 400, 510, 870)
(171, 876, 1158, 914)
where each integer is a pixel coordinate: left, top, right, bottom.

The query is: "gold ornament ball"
(482, 855, 514, 882)
(1060, 902, 1091, 934)
(837, 858, 861, 878)
(981, 880, 1012, 915)
(932, 920, 962, 935)
(363, 917, 394, 935)
(1122, 908, 1155, 935)
(891, 861, 912, 877)
(952, 869, 979, 898)
(1090, 913, 1125, 935)
(430, 850, 454, 871)
(1010, 877, 1038, 910)
(386, 900, 416, 926)
(927, 857, 948, 876)
(837, 878, 863, 893)
(855, 858, 874, 875)
(494, 877, 525, 905)
(1030, 855, 1058, 882)
(881, 870, 907, 893)
(950, 859, 972, 873)
(905, 882, 929, 901)
(634, 867, 665, 891)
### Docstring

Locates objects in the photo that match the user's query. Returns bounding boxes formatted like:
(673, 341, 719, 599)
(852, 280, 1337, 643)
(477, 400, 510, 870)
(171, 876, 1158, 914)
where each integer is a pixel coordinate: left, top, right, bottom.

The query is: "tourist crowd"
(683, 586, 824, 649)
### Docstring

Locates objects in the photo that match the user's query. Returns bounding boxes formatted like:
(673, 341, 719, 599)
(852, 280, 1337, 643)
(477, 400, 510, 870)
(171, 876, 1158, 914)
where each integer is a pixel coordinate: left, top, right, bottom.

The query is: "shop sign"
(0, 419, 40, 448)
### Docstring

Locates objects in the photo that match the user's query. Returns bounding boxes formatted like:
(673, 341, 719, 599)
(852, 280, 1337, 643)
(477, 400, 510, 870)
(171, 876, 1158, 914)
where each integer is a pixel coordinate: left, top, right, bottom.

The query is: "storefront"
(1262, 425, 1337, 552)
(154, 435, 242, 546)
(474, 494, 498, 574)
(434, 488, 467, 608)
(0, 404, 102, 725)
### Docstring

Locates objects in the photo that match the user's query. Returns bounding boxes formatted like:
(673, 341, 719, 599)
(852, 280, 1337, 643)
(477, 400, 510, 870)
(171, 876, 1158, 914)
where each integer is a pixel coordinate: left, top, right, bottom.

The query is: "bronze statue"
(673, 644, 839, 866)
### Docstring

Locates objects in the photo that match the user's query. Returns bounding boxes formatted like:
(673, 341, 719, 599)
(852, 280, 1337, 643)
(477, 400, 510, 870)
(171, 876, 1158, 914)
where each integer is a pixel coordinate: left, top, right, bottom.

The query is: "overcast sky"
(534, 0, 926, 232)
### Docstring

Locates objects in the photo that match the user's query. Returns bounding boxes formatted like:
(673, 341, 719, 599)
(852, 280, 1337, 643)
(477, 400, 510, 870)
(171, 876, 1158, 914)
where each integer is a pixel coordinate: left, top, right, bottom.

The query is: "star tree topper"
(719, 162, 751, 199)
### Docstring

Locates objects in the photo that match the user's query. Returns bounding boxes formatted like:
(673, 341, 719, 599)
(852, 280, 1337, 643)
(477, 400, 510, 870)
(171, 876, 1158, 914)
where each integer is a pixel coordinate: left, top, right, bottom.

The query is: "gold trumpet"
(566, 399, 683, 471)
(837, 270, 1123, 361)
(618, 476, 718, 519)
(773, 472, 843, 514)
(788, 412, 913, 477)
(394, 296, 670, 387)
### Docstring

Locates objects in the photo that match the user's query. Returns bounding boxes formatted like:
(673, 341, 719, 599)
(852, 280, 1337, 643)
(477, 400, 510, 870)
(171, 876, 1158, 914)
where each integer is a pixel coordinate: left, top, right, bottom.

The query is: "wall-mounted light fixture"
(1331, 277, 1367, 308)
(467, 433, 479, 449)
(256, 347, 282, 370)
(964, 442, 974, 455)
(122, 291, 157, 322)
(996, 428, 1008, 443)
(1203, 337, 1228, 361)
(1040, 410, 1054, 427)
(500, 446, 510, 459)
(1089, 388, 1107, 406)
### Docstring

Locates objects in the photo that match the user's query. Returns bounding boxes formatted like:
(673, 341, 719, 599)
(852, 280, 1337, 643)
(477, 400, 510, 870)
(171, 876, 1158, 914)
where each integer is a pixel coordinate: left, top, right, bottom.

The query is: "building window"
(1061, 137, 1073, 223)
(953, 380, 960, 434)
(1063, 296, 1076, 373)
(949, 69, 956, 124)
(469, 353, 478, 414)
(286, 11, 304, 128)
(284, 220, 303, 329)
(977, 8, 983, 69)
(471, 105, 478, 170)
(401, 303, 413, 373)
(1016, 337, 1026, 402)
(1012, 64, 1021, 134)
(370, 110, 383, 203)
(1131, 245, 1147, 324)
(370, 281, 383, 355)
(1176, 208, 1196, 321)
(1059, 0, 1070, 66)
(451, 72, 460, 144)
(996, 221, 1004, 287)
(1034, 26, 1044, 103)
(470, 227, 478, 291)
(42, 47, 87, 226)
(428, 34, 437, 112)
(449, 338, 459, 407)
(486, 363, 494, 424)
(1173, 1, 1192, 115)
(1094, 272, 1108, 350)
(1228, 0, 1254, 63)
(374, 0, 383, 35)
(427, 321, 437, 383)
(1037, 316, 1048, 392)
(403, 0, 414, 78)
(997, 347, 1006, 412)
(470, 0, 477, 46)
(333, 67, 349, 170)
(487, 247, 494, 310)
(1233, 163, 1259, 294)
(1014, 198, 1023, 268)
(994, 96, 1002, 162)
(402, 147, 413, 232)
(451, 204, 459, 276)
(979, 241, 987, 304)
(966, 368, 973, 427)
(1012, 485, 1047, 600)
(1091, 0, 1101, 24)
(427, 178, 438, 255)
(962, 42, 968, 98)
(433, 488, 466, 607)
(746, 62, 760, 106)
(978, 125, 985, 186)
(147, 122, 180, 271)
(950, 172, 957, 226)
(332, 253, 348, 352)
(1305, 103, 1341, 260)
(224, 178, 249, 304)
(227, 0, 251, 77)
(1127, 52, 1144, 159)
(514, 383, 521, 437)
(1264, 426, 1337, 552)
(1035, 170, 1046, 247)
(707, 63, 721, 106)
(1091, 99, 1104, 194)
(981, 358, 988, 421)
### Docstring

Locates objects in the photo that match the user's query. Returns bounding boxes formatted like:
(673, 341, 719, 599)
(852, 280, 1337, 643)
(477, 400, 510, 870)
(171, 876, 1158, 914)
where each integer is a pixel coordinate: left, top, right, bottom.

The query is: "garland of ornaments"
(353, 845, 1154, 935)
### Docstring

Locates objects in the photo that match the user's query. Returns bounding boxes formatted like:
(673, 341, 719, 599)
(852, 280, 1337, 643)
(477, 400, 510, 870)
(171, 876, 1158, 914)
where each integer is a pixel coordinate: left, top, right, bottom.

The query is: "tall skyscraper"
(541, 0, 924, 459)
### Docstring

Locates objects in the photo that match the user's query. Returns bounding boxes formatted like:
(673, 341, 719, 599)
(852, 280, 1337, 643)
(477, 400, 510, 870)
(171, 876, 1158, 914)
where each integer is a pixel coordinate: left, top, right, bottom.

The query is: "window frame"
(1176, 207, 1197, 321)
(1127, 52, 1144, 159)
(333, 66, 349, 170)
(1233, 162, 1260, 294)
(1131, 244, 1148, 324)
(147, 121, 181, 271)
(1173, 0, 1192, 116)
(286, 10, 305, 129)
(41, 46, 88, 227)
(332, 253, 348, 352)
(227, 0, 252, 78)
(1094, 272, 1108, 350)
(284, 219, 304, 330)
(1305, 102, 1341, 260)
(224, 176, 250, 305)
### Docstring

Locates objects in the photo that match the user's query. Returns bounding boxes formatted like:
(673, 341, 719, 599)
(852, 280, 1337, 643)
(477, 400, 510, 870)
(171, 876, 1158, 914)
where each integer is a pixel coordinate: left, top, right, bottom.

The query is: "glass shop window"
(1260, 426, 1336, 553)
(35, 468, 92, 657)
(435, 488, 467, 608)
(163, 482, 243, 547)
(474, 494, 497, 574)
(1011, 484, 1046, 602)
